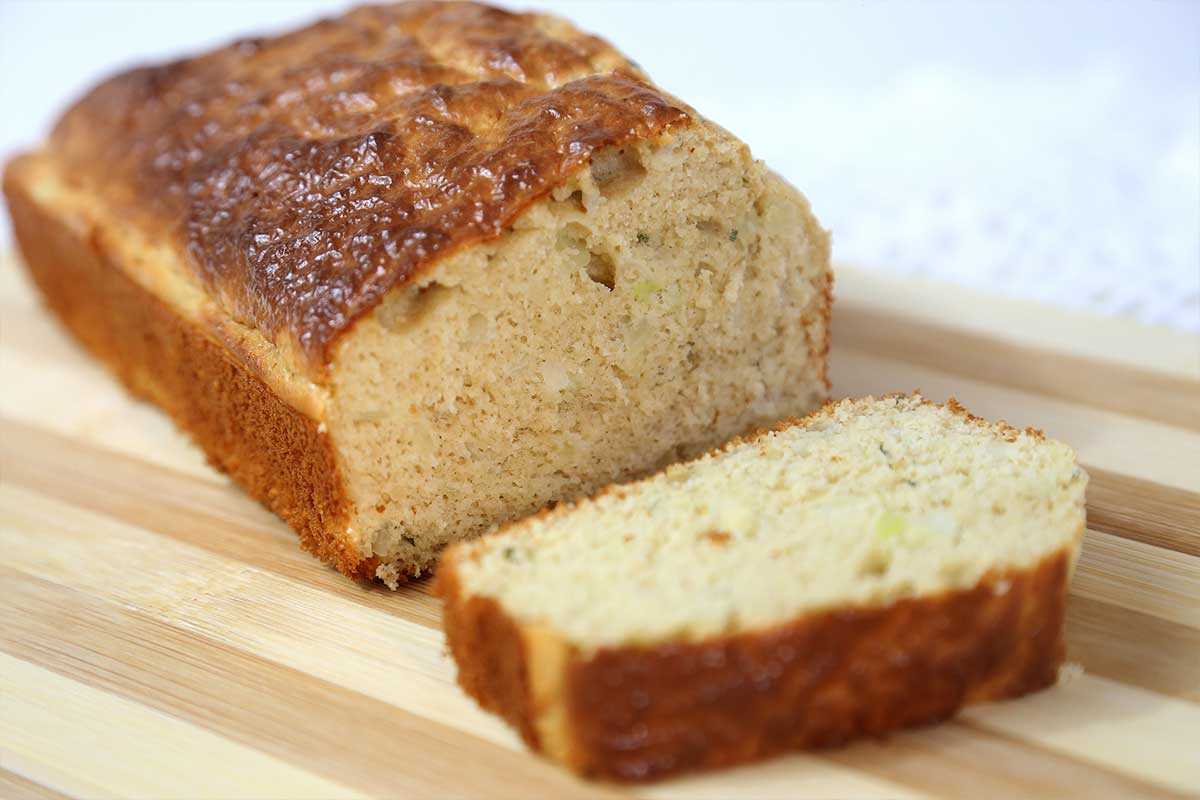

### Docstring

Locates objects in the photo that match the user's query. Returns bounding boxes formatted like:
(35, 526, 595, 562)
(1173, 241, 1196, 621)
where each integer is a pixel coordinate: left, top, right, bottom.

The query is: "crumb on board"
(1057, 662, 1085, 686)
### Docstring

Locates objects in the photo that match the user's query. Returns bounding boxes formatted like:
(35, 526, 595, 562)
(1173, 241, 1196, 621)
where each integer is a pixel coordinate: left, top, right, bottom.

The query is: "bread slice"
(436, 395, 1088, 781)
(3, 2, 830, 585)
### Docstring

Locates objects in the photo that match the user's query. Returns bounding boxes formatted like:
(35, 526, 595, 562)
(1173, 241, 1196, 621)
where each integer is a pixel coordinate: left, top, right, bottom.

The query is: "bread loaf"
(3, 2, 831, 584)
(436, 395, 1087, 781)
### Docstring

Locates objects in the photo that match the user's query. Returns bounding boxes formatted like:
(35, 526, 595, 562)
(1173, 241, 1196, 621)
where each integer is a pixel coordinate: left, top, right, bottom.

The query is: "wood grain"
(1066, 596, 1200, 702)
(960, 674, 1200, 795)
(825, 722, 1189, 800)
(1072, 529, 1200, 630)
(1, 654, 366, 800)
(834, 300, 1200, 431)
(832, 265, 1200, 382)
(0, 573, 607, 800)
(0, 769, 73, 800)
(1086, 467, 1200, 556)
(3, 252, 1199, 798)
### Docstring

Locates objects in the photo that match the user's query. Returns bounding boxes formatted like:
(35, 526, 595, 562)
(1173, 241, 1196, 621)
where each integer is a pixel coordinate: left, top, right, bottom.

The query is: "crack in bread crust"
(5, 170, 371, 579)
(437, 548, 1071, 782)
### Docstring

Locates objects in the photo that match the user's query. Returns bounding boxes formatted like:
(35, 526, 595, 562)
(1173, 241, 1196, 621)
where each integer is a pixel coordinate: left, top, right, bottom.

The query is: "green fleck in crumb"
(503, 547, 517, 561)
(728, 229, 739, 242)
(636, 231, 650, 245)
(632, 279, 664, 303)
(741, 176, 750, 186)
(875, 512, 906, 540)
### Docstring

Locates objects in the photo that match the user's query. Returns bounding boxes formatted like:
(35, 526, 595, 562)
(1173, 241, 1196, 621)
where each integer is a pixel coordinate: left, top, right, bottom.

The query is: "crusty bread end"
(436, 395, 1086, 781)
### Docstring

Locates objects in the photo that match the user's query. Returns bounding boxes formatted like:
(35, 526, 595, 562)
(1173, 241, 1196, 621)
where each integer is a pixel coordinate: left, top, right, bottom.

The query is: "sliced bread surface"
(436, 395, 1088, 781)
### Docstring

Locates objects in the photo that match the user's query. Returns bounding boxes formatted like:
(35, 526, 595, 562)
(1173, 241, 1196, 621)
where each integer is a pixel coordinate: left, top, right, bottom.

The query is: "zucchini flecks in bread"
(436, 395, 1087, 781)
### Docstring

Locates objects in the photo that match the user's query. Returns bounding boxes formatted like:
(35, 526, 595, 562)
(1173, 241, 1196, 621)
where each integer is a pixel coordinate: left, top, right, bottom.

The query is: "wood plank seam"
(0, 569, 626, 800)
(0, 652, 368, 800)
(833, 300, 1200, 431)
(959, 675, 1200, 795)
(1085, 467, 1200, 557)
(823, 724, 1189, 800)
(0, 767, 74, 800)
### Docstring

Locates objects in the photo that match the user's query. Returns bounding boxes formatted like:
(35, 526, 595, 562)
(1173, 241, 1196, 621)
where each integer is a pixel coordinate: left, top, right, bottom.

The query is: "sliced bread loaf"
(435, 394, 1088, 781)
(6, 2, 830, 586)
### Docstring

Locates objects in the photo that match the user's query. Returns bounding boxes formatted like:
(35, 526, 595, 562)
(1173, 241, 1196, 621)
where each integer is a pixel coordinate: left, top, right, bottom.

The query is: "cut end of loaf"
(331, 122, 831, 584)
(437, 394, 1087, 780)
(448, 394, 1087, 647)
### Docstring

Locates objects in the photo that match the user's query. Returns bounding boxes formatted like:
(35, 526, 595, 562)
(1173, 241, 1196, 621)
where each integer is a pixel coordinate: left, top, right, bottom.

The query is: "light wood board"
(2, 251, 1198, 798)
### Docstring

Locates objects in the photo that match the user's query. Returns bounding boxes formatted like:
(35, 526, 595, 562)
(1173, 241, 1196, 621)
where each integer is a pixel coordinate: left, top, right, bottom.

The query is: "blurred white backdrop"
(1, 0, 1197, 331)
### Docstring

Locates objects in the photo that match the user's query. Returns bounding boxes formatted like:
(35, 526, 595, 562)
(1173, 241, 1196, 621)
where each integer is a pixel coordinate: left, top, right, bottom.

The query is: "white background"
(2, 0, 1197, 331)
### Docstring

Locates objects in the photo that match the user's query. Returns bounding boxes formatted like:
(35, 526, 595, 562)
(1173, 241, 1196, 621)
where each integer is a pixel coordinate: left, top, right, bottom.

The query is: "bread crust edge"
(4, 164, 373, 580)
(436, 546, 1074, 782)
(434, 560, 550, 749)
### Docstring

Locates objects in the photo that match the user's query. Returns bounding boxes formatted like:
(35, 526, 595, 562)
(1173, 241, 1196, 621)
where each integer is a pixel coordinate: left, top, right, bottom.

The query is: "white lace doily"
(778, 65, 1200, 333)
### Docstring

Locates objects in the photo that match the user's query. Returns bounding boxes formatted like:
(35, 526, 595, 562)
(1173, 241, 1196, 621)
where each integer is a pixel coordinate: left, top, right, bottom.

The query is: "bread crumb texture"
(449, 395, 1087, 649)
(334, 124, 829, 582)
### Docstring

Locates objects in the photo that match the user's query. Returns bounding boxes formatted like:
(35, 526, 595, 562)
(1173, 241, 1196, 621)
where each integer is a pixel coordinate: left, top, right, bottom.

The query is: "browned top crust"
(42, 1, 690, 374)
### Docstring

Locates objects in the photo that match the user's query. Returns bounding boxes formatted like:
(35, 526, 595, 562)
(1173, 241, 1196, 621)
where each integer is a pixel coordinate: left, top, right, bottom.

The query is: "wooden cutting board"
(2, 249, 1198, 799)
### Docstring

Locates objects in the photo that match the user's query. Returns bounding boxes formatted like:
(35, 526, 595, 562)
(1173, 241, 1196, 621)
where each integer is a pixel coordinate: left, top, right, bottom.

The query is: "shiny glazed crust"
(437, 548, 1071, 782)
(40, 0, 690, 374)
(4, 166, 373, 579)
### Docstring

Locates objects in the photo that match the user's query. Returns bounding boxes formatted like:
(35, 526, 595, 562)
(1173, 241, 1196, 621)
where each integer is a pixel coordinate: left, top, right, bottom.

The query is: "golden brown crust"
(435, 559, 542, 747)
(438, 549, 1071, 782)
(566, 552, 1069, 781)
(4, 164, 372, 580)
(42, 1, 691, 373)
